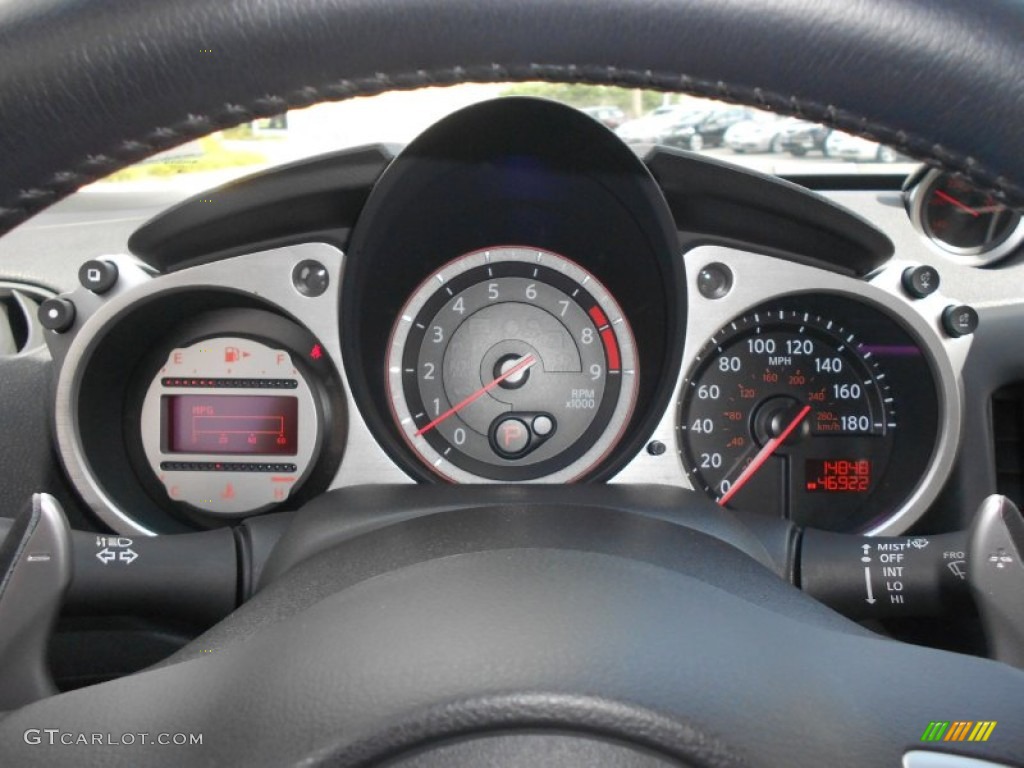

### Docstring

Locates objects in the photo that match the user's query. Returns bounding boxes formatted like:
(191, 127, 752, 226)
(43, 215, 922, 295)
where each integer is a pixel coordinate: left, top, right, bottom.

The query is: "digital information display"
(163, 395, 299, 456)
(805, 459, 871, 493)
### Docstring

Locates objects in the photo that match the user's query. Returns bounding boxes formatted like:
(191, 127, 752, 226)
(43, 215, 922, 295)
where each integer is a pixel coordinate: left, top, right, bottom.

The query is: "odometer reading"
(679, 304, 897, 528)
(387, 247, 638, 483)
(805, 459, 871, 493)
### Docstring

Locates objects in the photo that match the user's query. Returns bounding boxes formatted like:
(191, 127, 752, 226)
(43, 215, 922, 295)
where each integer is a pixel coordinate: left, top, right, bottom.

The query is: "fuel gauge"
(133, 309, 346, 520)
(140, 336, 322, 516)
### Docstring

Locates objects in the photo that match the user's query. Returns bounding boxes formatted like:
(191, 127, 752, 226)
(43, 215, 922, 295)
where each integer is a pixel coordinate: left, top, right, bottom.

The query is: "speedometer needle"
(717, 404, 811, 507)
(414, 354, 537, 437)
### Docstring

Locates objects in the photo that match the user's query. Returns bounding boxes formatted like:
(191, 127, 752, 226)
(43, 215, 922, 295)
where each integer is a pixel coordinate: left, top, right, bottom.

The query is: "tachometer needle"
(414, 354, 537, 437)
(717, 404, 811, 507)
(934, 189, 981, 218)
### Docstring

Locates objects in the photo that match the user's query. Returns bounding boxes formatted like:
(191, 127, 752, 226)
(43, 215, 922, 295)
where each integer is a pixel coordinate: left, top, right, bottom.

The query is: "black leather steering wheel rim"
(3, 1, 1024, 765)
(1, 0, 1024, 236)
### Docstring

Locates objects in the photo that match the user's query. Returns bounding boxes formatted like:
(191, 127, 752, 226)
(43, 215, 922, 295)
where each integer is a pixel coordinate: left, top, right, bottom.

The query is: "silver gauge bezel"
(385, 246, 639, 484)
(49, 242, 974, 538)
(52, 243, 407, 537)
(613, 245, 969, 537)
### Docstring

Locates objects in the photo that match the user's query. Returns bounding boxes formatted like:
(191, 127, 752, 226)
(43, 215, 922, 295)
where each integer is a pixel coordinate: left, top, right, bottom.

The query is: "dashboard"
(8, 0, 1024, 761)
(10, 97, 1022, 540)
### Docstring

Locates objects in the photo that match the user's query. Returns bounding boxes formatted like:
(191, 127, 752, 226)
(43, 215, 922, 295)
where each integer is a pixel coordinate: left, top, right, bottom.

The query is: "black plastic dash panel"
(646, 147, 894, 276)
(127, 145, 398, 272)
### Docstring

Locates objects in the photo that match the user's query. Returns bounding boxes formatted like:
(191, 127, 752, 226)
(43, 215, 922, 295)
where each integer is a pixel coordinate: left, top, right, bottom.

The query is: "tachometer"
(678, 294, 940, 532)
(387, 246, 638, 482)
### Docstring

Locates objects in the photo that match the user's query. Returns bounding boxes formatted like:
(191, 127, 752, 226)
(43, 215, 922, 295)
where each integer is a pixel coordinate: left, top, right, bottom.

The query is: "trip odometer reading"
(679, 299, 902, 529)
(387, 247, 638, 483)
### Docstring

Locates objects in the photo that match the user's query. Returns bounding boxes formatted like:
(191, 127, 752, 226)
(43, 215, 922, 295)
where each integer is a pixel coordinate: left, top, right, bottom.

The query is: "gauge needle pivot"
(717, 404, 811, 507)
(415, 354, 537, 436)
(934, 189, 981, 218)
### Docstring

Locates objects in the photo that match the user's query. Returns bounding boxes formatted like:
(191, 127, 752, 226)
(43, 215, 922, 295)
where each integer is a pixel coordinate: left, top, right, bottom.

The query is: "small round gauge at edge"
(907, 168, 1024, 265)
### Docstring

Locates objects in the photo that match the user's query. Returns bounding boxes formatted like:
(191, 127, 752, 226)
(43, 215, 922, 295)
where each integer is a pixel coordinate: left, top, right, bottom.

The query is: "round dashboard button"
(942, 304, 979, 337)
(38, 297, 76, 332)
(79, 259, 119, 294)
(292, 260, 330, 297)
(697, 263, 733, 300)
(901, 265, 940, 299)
(532, 415, 554, 437)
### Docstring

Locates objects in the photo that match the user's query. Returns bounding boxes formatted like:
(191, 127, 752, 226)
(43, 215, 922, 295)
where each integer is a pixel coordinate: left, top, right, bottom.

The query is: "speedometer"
(678, 294, 940, 532)
(387, 246, 638, 482)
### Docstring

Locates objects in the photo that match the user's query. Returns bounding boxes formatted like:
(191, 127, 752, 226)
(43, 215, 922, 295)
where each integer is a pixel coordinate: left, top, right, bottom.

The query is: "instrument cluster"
(41, 98, 977, 536)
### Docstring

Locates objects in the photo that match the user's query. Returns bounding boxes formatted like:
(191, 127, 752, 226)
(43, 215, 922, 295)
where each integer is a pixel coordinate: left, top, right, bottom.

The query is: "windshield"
(102, 83, 917, 190)
(671, 111, 711, 126)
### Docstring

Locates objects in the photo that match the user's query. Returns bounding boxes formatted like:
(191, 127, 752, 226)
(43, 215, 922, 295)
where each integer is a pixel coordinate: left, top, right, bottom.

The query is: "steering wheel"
(1, 1, 1023, 766)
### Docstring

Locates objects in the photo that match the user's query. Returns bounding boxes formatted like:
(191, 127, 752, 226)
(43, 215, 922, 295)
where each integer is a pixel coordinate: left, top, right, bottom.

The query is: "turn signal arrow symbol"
(96, 548, 116, 565)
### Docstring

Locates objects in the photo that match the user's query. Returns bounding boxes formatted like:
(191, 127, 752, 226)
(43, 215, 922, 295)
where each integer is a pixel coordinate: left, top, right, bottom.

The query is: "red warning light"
(310, 344, 323, 360)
